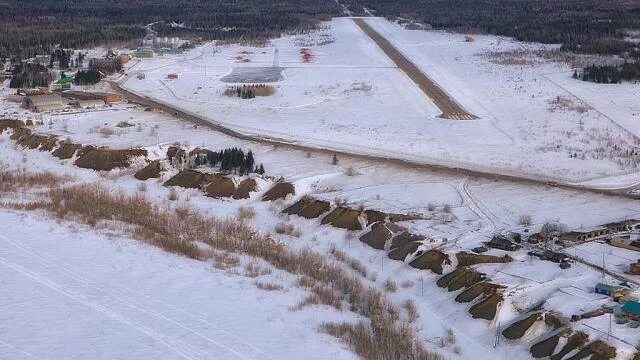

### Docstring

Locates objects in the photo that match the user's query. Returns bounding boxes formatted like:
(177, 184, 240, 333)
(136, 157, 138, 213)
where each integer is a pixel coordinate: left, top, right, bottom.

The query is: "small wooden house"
(485, 235, 521, 251)
(630, 260, 640, 275)
(622, 300, 640, 320)
(595, 283, 630, 299)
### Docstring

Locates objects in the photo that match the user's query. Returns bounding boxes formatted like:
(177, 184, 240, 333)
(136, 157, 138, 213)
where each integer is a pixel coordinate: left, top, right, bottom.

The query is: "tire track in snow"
(0, 255, 201, 360)
(0, 233, 275, 360)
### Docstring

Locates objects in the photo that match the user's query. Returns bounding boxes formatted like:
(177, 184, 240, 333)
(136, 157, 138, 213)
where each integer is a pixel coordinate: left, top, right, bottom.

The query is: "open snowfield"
(120, 17, 640, 185)
(3, 94, 640, 358)
(3, 15, 640, 360)
(0, 211, 358, 360)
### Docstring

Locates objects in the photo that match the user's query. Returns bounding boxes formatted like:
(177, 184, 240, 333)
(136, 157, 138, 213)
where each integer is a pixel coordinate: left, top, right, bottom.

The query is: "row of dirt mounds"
(233, 178, 257, 200)
(455, 281, 503, 303)
(204, 175, 236, 198)
(135, 160, 163, 180)
(321, 207, 365, 231)
(283, 196, 331, 219)
(281, 193, 426, 235)
(529, 330, 616, 360)
(502, 312, 544, 340)
(164, 169, 215, 189)
(437, 267, 486, 292)
(163, 169, 260, 200)
(433, 266, 509, 321)
(0, 119, 148, 171)
(409, 249, 451, 274)
(352, 19, 478, 121)
(360, 222, 394, 250)
(52, 142, 83, 160)
(262, 181, 295, 201)
(74, 147, 147, 171)
(455, 251, 512, 266)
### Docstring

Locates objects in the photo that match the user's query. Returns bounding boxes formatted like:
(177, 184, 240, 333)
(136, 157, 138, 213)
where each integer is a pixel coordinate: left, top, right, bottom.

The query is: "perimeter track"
(108, 79, 640, 200)
(353, 18, 477, 120)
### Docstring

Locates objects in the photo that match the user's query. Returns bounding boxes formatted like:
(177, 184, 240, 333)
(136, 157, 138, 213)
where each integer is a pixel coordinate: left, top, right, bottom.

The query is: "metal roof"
(622, 300, 640, 314)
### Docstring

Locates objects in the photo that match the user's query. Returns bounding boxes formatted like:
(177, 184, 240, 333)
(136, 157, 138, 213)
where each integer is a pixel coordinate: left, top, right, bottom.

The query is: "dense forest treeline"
(342, 0, 640, 56)
(0, 0, 339, 60)
(575, 62, 640, 83)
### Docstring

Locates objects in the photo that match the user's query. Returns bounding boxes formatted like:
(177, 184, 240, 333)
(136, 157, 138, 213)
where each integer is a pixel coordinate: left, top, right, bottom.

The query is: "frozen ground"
(3, 100, 640, 358)
(0, 210, 358, 360)
(3, 15, 640, 360)
(119, 17, 640, 185)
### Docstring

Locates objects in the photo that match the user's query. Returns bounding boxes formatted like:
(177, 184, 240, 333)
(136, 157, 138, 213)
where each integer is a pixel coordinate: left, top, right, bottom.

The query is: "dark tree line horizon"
(342, 0, 640, 57)
(0, 0, 340, 61)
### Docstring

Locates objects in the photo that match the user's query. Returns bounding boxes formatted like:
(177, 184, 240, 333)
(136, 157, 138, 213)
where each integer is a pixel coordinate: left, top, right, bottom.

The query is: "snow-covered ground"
(119, 17, 640, 185)
(3, 15, 640, 360)
(0, 210, 359, 360)
(3, 99, 640, 358)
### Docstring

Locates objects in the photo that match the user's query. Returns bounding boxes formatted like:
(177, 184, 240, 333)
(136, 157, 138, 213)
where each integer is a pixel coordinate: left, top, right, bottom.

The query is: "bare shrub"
(212, 251, 241, 270)
(274, 221, 300, 237)
(137, 182, 148, 193)
(443, 204, 452, 213)
(404, 299, 419, 323)
(401, 280, 414, 289)
(168, 188, 179, 201)
(518, 214, 532, 226)
(0, 168, 69, 193)
(294, 284, 342, 311)
(237, 205, 256, 220)
(330, 246, 368, 277)
(244, 261, 272, 277)
(99, 127, 115, 138)
(12, 180, 440, 360)
(344, 166, 359, 176)
(427, 202, 436, 211)
(297, 276, 315, 288)
(384, 278, 397, 293)
(255, 281, 283, 291)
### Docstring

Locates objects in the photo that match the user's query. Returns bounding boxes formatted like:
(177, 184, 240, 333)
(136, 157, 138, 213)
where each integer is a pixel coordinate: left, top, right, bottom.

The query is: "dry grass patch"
(8, 178, 440, 360)
(404, 299, 419, 323)
(255, 281, 284, 291)
(237, 205, 256, 220)
(274, 221, 301, 237)
(330, 246, 368, 277)
(384, 278, 398, 293)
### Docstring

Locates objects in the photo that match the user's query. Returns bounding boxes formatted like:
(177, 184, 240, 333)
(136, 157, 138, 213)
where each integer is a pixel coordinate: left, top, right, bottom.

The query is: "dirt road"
(352, 18, 477, 120)
(107, 79, 640, 200)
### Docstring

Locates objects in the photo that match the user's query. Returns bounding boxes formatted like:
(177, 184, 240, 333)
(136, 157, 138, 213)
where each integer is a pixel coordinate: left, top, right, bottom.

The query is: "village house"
(485, 235, 521, 251)
(630, 260, 640, 275)
(61, 90, 123, 104)
(621, 300, 640, 320)
(561, 227, 610, 243)
(595, 283, 630, 300)
(610, 234, 640, 252)
(21, 94, 67, 112)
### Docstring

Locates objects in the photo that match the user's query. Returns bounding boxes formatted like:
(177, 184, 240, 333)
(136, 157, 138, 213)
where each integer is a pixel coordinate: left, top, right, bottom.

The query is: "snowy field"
(3, 98, 640, 358)
(3, 15, 640, 360)
(120, 17, 640, 185)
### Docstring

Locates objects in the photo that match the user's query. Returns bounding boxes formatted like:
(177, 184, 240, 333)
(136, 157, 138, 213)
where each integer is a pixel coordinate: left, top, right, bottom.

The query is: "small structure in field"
(630, 260, 640, 275)
(22, 94, 67, 112)
(137, 73, 146, 80)
(224, 84, 275, 99)
(561, 227, 610, 243)
(595, 283, 630, 299)
(76, 99, 106, 109)
(465, 36, 475, 43)
(611, 234, 640, 252)
(167, 73, 178, 80)
(621, 300, 640, 320)
(62, 90, 123, 104)
(485, 235, 521, 251)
